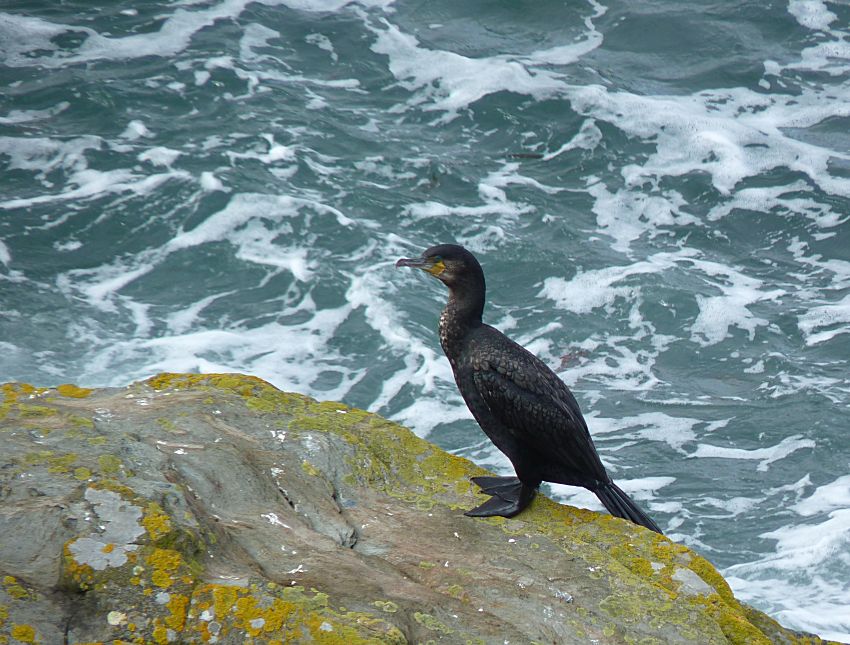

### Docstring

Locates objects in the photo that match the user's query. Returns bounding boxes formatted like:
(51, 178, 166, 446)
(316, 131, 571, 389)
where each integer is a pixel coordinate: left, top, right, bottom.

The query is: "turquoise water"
(2, 0, 850, 638)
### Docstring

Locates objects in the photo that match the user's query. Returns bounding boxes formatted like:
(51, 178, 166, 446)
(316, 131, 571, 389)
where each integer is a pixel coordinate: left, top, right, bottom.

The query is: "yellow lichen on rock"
(147, 548, 183, 589)
(61, 541, 96, 591)
(9, 624, 37, 644)
(97, 454, 122, 476)
(694, 593, 773, 645)
(55, 384, 93, 398)
(46, 453, 78, 474)
(165, 594, 190, 631)
(186, 583, 405, 644)
(301, 459, 321, 477)
(142, 502, 173, 542)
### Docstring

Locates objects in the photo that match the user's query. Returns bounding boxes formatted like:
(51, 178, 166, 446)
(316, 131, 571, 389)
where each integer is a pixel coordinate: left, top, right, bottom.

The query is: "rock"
(0, 373, 840, 644)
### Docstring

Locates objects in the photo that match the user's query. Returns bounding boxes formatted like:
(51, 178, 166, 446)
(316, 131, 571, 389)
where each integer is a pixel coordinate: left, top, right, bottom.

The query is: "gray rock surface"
(0, 374, 841, 644)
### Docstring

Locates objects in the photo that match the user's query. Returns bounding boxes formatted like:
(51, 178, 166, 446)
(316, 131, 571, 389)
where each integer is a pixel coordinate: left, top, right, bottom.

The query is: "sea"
(1, 0, 849, 639)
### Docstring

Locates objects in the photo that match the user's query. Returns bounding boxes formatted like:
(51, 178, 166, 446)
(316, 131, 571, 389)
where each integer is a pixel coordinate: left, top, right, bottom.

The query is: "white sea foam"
(199, 171, 227, 192)
(707, 181, 847, 229)
(171, 198, 262, 251)
(405, 162, 539, 223)
(783, 38, 850, 76)
(0, 240, 10, 267)
(305, 33, 338, 62)
(0, 101, 69, 125)
(586, 178, 697, 254)
(4, 1, 247, 67)
(525, 0, 606, 66)
(586, 411, 702, 452)
(543, 119, 603, 160)
(368, 0, 606, 121)
(42, 175, 373, 403)
(392, 398, 472, 438)
(227, 134, 296, 165)
(1, 0, 394, 69)
(120, 120, 152, 141)
(240, 23, 280, 62)
(56, 191, 352, 316)
(779, 0, 849, 77)
(354, 157, 417, 183)
(688, 258, 784, 346)
(539, 249, 694, 314)
(798, 293, 850, 346)
(687, 434, 815, 471)
(0, 167, 188, 211)
(484, 162, 563, 196)
(788, 0, 837, 31)
(791, 474, 850, 516)
(540, 250, 785, 347)
(795, 246, 850, 290)
(0, 12, 68, 66)
(698, 495, 763, 518)
(57, 261, 157, 314)
(368, 19, 567, 121)
(0, 135, 100, 176)
(81, 300, 360, 403)
(556, 334, 663, 393)
(138, 147, 181, 167)
(346, 261, 456, 421)
(725, 504, 850, 642)
(576, 84, 849, 198)
(166, 292, 235, 335)
(0, 131, 194, 215)
(368, 11, 850, 215)
(759, 368, 847, 404)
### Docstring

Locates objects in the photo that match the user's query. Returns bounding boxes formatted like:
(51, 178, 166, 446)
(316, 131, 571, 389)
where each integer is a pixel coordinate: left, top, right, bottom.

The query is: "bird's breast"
(438, 311, 466, 358)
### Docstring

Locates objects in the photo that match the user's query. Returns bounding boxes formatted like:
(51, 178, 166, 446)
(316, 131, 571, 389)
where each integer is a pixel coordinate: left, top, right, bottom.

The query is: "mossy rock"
(0, 374, 842, 644)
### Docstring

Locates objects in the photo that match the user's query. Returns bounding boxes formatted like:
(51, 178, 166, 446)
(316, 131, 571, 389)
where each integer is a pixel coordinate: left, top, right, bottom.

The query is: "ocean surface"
(2, 0, 849, 639)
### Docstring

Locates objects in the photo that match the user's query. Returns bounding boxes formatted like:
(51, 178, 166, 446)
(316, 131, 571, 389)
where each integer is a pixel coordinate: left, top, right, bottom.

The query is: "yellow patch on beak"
(425, 259, 446, 276)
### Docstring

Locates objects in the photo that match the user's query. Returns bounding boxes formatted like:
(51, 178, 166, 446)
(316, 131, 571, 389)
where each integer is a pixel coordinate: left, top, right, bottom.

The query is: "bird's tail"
(594, 482, 663, 534)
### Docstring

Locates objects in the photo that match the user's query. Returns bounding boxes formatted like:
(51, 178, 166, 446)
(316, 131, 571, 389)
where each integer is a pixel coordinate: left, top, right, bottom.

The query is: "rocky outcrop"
(0, 374, 837, 644)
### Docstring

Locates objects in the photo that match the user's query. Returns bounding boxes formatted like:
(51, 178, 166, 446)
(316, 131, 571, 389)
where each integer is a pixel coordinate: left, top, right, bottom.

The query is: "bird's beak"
(395, 256, 445, 276)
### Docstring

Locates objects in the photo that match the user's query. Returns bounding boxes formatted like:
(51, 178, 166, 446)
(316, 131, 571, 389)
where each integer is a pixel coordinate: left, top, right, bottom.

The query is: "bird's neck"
(439, 285, 484, 360)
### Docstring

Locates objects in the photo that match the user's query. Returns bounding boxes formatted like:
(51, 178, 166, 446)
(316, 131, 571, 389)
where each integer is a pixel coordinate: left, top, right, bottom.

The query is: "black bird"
(396, 244, 662, 533)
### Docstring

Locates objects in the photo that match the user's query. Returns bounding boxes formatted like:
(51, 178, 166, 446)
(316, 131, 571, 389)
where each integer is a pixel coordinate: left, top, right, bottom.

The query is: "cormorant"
(396, 244, 662, 534)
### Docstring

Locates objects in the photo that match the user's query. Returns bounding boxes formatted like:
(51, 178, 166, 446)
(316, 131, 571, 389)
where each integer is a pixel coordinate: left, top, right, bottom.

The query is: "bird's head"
(395, 244, 484, 290)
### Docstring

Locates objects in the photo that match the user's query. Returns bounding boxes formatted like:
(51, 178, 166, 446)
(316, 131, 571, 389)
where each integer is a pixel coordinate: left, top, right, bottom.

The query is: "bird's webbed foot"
(465, 477, 537, 518)
(470, 475, 522, 496)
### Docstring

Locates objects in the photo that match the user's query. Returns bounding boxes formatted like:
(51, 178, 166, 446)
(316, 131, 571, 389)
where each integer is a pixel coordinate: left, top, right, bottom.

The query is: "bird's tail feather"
(594, 482, 663, 534)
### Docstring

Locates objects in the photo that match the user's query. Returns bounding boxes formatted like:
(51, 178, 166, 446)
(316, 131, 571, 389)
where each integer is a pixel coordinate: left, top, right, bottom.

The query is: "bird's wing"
(470, 330, 608, 483)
